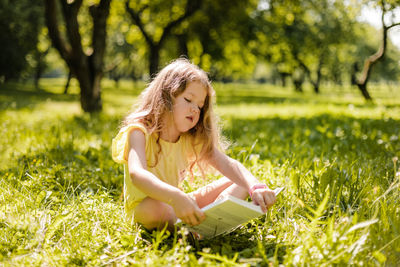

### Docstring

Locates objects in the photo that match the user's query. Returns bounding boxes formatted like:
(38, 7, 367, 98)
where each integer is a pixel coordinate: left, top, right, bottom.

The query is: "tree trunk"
(78, 66, 102, 112)
(44, 0, 111, 113)
(356, 83, 372, 100)
(34, 60, 44, 90)
(350, 63, 359, 85)
(293, 77, 304, 92)
(149, 45, 160, 77)
(278, 71, 289, 87)
(295, 55, 323, 94)
(313, 58, 323, 94)
(64, 71, 72, 94)
(177, 33, 189, 57)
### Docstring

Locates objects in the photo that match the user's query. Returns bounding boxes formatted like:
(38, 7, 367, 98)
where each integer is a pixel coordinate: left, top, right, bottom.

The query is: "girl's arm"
(208, 147, 276, 213)
(127, 129, 205, 226)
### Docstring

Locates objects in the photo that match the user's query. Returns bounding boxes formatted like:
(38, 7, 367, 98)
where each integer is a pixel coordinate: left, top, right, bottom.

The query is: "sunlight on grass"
(217, 102, 400, 120)
(1, 79, 399, 265)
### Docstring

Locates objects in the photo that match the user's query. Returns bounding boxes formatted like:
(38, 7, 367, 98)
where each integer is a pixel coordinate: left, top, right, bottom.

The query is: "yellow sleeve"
(112, 123, 148, 164)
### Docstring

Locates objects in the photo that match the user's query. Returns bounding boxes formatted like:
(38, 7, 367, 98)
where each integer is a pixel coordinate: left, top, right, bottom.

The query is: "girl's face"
(172, 81, 207, 134)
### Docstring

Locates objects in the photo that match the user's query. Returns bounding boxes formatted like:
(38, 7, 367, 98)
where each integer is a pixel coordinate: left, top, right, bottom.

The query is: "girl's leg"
(191, 177, 249, 208)
(215, 182, 249, 200)
(189, 177, 233, 208)
(134, 197, 177, 231)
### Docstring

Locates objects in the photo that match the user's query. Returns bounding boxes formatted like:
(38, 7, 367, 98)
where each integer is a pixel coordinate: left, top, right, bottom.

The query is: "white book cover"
(178, 187, 284, 238)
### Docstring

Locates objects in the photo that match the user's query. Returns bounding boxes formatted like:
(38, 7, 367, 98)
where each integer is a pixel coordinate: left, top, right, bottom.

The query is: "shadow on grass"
(1, 113, 123, 200)
(0, 82, 79, 110)
(140, 224, 289, 264)
(1, 81, 398, 113)
(198, 228, 289, 264)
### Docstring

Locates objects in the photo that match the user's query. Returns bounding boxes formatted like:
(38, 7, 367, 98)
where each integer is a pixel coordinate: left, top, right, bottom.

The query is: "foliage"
(3, 0, 400, 96)
(0, 0, 43, 81)
(254, 0, 361, 89)
(1, 79, 399, 265)
(185, 0, 259, 80)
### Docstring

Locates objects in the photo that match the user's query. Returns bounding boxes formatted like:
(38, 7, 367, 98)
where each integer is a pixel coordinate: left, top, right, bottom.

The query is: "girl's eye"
(185, 97, 202, 110)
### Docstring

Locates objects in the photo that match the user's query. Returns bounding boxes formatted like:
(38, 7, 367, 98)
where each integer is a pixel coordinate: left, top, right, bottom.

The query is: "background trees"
(0, 0, 43, 82)
(125, 0, 202, 76)
(2, 0, 399, 112)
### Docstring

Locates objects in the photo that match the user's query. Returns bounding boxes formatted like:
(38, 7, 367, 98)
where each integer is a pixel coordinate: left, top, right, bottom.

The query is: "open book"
(178, 187, 284, 239)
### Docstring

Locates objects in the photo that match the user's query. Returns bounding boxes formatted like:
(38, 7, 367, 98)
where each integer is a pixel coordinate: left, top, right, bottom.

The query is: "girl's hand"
(251, 187, 276, 213)
(171, 192, 205, 226)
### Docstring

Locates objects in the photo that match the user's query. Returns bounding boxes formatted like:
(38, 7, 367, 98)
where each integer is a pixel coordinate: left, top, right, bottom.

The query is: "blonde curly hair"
(123, 58, 224, 174)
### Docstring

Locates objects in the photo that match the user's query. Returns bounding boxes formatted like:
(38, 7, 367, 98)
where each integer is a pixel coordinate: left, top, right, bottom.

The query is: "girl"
(112, 58, 276, 231)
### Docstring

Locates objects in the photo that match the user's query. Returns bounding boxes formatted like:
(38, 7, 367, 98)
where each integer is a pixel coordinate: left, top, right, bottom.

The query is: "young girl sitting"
(112, 58, 276, 231)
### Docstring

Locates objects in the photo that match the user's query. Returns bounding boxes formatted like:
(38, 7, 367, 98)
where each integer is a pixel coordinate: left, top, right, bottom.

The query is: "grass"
(0, 78, 399, 266)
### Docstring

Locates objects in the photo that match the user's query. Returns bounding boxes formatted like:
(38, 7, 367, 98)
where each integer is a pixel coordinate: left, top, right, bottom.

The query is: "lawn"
(0, 79, 399, 266)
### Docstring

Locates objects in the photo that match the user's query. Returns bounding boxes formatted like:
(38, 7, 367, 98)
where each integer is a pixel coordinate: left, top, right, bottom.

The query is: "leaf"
(44, 211, 73, 246)
(372, 251, 386, 263)
(36, 191, 46, 205)
(346, 219, 378, 234)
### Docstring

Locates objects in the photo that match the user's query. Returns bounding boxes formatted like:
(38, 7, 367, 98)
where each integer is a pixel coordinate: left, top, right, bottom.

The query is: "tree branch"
(159, 0, 202, 45)
(387, 22, 400, 30)
(44, 0, 72, 62)
(125, 1, 154, 47)
(125, 0, 202, 48)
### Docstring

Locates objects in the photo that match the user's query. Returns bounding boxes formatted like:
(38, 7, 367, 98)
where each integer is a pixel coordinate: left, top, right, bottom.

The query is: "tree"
(182, 0, 259, 80)
(0, 0, 43, 82)
(104, 1, 145, 84)
(354, 0, 400, 100)
(255, 0, 356, 93)
(44, 0, 111, 112)
(125, 0, 202, 76)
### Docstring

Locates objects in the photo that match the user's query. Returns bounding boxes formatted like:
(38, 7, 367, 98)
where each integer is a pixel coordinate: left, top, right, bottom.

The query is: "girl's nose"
(191, 104, 199, 113)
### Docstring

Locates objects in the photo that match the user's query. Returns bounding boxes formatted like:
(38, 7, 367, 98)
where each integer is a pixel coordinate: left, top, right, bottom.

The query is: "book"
(178, 187, 284, 239)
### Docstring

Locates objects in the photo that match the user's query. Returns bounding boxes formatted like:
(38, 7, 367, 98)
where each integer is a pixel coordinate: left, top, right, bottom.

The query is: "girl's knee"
(134, 198, 177, 230)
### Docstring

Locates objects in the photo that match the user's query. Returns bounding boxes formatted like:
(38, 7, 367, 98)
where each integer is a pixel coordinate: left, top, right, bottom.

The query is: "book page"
(180, 187, 284, 238)
(186, 196, 262, 238)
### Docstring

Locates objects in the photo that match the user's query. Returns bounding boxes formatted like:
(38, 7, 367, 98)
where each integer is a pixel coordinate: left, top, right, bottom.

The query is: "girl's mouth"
(186, 116, 193, 122)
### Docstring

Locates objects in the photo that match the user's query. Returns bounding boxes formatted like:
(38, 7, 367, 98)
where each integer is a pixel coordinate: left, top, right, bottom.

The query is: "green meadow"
(1, 79, 399, 266)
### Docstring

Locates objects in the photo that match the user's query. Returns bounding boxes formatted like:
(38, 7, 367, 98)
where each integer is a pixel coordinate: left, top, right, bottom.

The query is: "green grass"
(1, 78, 399, 266)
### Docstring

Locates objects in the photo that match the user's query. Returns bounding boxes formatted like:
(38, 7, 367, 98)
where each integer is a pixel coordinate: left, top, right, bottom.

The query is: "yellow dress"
(112, 123, 199, 221)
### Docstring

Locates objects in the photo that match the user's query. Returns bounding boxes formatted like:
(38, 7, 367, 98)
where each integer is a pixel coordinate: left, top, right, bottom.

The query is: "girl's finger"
(184, 217, 191, 225)
(268, 190, 277, 206)
(189, 214, 199, 226)
(195, 209, 205, 221)
(264, 194, 273, 209)
(256, 193, 267, 213)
